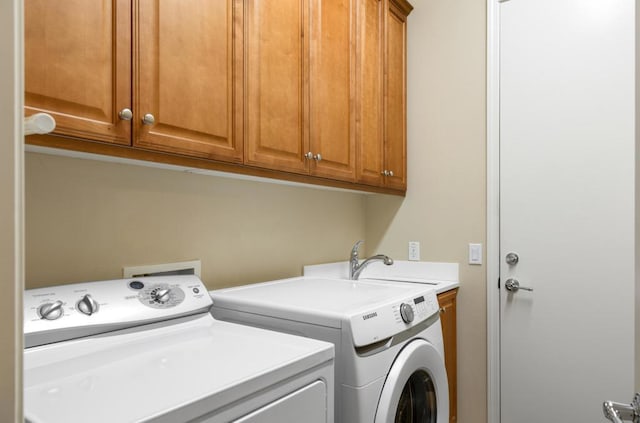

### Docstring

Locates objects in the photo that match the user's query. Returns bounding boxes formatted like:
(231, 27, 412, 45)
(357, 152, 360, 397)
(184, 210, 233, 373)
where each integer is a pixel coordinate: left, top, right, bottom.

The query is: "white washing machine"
(210, 277, 449, 423)
(24, 275, 335, 423)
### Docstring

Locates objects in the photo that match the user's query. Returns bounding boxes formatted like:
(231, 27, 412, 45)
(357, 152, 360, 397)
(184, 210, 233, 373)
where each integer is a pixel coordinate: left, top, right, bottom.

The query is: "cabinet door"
(25, 0, 131, 145)
(385, 0, 409, 190)
(244, 0, 310, 174)
(135, 0, 243, 162)
(309, 0, 356, 181)
(356, 0, 384, 186)
(438, 289, 458, 423)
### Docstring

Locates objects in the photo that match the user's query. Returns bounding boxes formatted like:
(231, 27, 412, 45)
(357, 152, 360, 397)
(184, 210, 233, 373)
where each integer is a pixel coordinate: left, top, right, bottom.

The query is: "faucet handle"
(351, 240, 364, 258)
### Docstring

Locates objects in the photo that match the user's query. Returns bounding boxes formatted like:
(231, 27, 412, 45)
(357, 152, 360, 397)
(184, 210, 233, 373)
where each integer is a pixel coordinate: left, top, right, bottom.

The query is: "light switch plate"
(469, 243, 482, 265)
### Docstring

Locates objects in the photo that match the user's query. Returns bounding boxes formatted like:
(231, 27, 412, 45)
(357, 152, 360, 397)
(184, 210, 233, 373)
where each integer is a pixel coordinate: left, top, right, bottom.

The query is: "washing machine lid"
(24, 314, 334, 423)
(210, 277, 440, 346)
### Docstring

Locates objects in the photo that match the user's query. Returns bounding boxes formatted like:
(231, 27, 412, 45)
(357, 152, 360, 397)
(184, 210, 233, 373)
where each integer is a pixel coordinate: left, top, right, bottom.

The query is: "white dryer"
(210, 277, 448, 423)
(24, 275, 335, 423)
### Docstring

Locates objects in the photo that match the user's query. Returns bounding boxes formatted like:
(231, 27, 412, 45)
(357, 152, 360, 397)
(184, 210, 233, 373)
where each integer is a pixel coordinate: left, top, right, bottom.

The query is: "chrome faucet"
(349, 240, 394, 280)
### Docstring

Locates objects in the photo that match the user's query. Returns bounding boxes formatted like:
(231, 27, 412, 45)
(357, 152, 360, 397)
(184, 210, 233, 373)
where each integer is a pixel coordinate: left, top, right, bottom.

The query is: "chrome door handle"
(505, 278, 533, 292)
(304, 151, 313, 160)
(313, 153, 322, 161)
(505, 252, 519, 265)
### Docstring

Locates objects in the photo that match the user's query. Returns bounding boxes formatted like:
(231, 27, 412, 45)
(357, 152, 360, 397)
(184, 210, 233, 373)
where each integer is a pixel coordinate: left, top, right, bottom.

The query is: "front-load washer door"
(374, 339, 449, 423)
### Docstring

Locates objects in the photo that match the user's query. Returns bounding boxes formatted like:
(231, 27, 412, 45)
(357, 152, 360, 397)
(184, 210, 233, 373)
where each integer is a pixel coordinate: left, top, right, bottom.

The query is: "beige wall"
(25, 153, 366, 289)
(365, 1, 487, 422)
(24, 1, 487, 421)
(1, 0, 23, 420)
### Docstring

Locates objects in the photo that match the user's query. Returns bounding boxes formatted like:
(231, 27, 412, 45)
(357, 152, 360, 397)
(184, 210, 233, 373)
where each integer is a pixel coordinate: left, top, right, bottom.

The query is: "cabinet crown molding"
(389, 0, 414, 16)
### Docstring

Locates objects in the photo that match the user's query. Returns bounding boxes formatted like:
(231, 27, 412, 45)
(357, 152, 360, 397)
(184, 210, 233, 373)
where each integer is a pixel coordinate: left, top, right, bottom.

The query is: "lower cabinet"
(437, 288, 458, 423)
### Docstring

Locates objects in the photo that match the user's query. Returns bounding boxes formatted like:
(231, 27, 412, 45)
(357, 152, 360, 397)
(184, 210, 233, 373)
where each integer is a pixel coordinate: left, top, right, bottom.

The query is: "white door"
(499, 1, 635, 422)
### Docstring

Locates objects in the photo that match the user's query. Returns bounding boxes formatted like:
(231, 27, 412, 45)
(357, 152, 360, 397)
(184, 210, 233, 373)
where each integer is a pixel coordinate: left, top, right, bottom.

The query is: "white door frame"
(0, 0, 24, 420)
(486, 0, 501, 422)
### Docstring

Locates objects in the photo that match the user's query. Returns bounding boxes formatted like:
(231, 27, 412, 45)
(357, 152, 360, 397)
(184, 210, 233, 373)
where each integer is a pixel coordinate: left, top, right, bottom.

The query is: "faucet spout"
(348, 241, 393, 280)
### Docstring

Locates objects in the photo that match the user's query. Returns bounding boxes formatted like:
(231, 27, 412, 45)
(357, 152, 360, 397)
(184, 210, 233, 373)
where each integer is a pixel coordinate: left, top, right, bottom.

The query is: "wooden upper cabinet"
(244, 0, 309, 174)
(384, 0, 411, 190)
(356, 0, 384, 186)
(24, 0, 410, 194)
(308, 0, 356, 182)
(25, 0, 132, 145)
(134, 0, 243, 162)
(245, 0, 356, 182)
(356, 0, 411, 190)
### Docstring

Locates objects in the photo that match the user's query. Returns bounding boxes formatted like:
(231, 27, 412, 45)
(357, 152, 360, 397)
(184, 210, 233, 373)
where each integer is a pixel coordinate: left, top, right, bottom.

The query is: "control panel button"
(38, 301, 64, 321)
(76, 294, 99, 316)
(399, 303, 415, 324)
(129, 281, 145, 290)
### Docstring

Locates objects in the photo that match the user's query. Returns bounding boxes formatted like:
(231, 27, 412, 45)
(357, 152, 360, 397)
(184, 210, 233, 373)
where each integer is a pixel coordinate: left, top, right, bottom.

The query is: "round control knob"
(38, 300, 64, 321)
(153, 288, 171, 304)
(399, 303, 414, 324)
(76, 294, 99, 316)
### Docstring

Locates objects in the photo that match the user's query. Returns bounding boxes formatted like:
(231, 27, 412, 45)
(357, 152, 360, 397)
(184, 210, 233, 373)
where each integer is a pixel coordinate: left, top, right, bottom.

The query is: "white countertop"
(303, 260, 460, 294)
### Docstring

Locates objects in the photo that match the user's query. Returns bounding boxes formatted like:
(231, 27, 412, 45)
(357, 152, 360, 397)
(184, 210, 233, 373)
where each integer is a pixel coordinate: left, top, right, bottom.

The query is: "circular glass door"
(375, 339, 448, 423)
(395, 370, 437, 423)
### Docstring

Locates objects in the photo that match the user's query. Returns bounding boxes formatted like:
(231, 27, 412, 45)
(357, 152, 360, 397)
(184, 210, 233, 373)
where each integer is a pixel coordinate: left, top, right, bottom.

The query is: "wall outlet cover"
(408, 241, 421, 261)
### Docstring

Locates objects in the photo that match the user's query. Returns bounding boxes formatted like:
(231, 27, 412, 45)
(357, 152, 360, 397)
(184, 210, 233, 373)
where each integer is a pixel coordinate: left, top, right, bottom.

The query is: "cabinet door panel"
(385, 3, 408, 190)
(244, 0, 309, 174)
(356, 0, 384, 186)
(25, 0, 131, 145)
(135, 0, 243, 162)
(309, 0, 356, 181)
(438, 289, 458, 423)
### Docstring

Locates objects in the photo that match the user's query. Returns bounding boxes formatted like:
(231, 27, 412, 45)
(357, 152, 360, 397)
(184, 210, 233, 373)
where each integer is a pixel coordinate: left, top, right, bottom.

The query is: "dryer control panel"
(24, 275, 212, 348)
(349, 288, 439, 347)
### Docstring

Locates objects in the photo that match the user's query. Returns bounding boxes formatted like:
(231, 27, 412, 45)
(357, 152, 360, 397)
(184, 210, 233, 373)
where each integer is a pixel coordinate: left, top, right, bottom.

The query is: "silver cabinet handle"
(304, 152, 313, 160)
(142, 113, 155, 125)
(381, 170, 389, 176)
(388, 170, 394, 177)
(118, 108, 133, 121)
(313, 153, 322, 161)
(505, 278, 533, 292)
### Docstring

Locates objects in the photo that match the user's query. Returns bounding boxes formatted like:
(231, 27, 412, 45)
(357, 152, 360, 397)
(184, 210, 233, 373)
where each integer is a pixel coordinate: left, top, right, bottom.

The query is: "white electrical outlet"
(469, 243, 483, 265)
(123, 260, 201, 278)
(408, 241, 421, 261)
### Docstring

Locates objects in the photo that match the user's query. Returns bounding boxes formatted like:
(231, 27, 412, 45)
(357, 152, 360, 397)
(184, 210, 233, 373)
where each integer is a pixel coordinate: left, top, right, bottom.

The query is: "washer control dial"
(139, 284, 186, 309)
(399, 303, 415, 324)
(76, 294, 99, 316)
(152, 288, 171, 304)
(38, 300, 64, 321)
